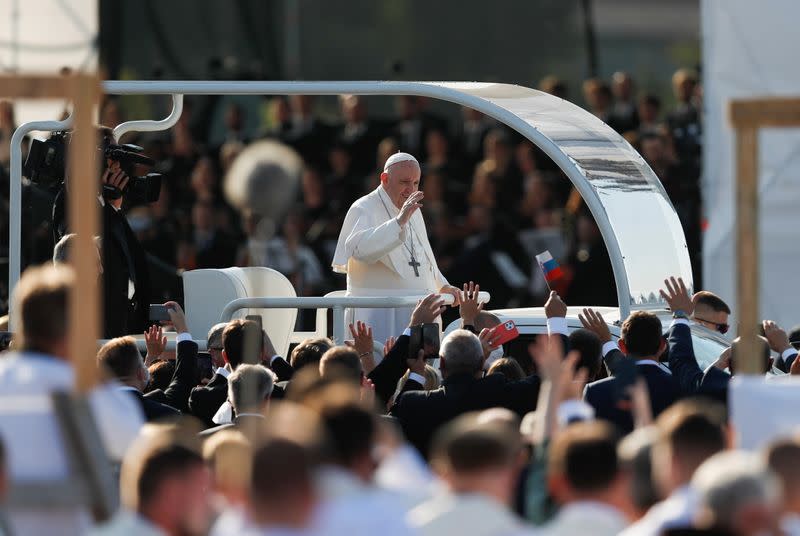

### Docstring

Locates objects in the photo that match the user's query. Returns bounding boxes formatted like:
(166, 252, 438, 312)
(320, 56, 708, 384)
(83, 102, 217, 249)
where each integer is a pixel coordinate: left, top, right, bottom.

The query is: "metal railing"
(219, 292, 490, 343)
(102, 291, 490, 351)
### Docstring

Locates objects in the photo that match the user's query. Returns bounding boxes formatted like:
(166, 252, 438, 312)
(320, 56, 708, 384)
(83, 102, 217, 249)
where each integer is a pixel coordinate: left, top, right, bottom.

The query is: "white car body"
(445, 306, 730, 371)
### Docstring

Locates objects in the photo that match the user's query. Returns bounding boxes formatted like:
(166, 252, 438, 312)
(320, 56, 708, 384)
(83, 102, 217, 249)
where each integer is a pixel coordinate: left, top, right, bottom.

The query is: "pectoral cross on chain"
(408, 255, 421, 277)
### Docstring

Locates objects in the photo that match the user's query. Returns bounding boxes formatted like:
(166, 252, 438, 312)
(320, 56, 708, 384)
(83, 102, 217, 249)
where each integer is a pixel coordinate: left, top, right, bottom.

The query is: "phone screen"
(149, 304, 171, 322)
(196, 352, 213, 380)
(408, 325, 423, 360)
(422, 323, 440, 360)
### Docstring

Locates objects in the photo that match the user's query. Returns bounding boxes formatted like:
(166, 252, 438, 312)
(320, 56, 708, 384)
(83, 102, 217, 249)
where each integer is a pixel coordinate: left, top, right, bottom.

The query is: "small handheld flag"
(535, 250, 563, 289)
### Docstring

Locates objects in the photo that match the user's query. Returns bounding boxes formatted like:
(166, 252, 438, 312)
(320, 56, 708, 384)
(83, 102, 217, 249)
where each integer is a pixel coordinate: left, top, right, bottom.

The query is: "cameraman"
(52, 127, 151, 338)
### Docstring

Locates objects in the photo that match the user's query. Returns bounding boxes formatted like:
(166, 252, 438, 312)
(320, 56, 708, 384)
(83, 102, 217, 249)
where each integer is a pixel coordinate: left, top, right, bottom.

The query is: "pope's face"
(381, 161, 421, 208)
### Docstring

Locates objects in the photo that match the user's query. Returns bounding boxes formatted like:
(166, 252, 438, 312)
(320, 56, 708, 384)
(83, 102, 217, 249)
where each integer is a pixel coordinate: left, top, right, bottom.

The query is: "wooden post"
(67, 74, 102, 393)
(735, 126, 760, 374)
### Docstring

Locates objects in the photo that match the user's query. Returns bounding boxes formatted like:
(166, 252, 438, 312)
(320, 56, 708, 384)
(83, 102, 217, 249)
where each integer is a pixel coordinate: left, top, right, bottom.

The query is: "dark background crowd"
(0, 66, 702, 323)
(2, 262, 800, 535)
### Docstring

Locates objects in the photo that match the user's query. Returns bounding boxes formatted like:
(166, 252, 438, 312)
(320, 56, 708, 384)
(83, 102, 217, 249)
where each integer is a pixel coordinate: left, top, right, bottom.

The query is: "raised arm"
(153, 302, 197, 412)
(764, 320, 798, 373)
(370, 294, 446, 407)
(661, 277, 704, 395)
(579, 308, 624, 373)
(338, 193, 424, 268)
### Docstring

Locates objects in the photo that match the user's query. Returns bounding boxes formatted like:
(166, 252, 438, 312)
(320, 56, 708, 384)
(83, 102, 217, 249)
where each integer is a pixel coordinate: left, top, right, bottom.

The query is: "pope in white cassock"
(332, 152, 461, 343)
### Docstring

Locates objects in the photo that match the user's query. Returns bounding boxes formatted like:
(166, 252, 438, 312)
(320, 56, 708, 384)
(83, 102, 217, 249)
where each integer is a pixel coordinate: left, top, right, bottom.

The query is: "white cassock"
(332, 185, 448, 343)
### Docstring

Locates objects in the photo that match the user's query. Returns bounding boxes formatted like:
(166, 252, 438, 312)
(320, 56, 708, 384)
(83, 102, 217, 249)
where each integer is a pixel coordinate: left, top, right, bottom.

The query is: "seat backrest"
(183, 267, 298, 357)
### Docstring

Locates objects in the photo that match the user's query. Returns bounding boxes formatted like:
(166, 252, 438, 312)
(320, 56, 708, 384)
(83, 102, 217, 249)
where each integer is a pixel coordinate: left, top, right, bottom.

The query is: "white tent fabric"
(702, 0, 800, 330)
(0, 0, 98, 125)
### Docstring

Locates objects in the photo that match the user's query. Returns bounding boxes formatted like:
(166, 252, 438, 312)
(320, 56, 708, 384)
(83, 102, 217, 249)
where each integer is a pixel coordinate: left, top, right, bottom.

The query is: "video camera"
(101, 141, 162, 205)
(23, 131, 163, 206)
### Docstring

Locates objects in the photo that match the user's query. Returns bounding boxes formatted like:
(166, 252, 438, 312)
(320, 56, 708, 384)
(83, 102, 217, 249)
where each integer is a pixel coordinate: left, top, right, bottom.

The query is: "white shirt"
(620, 485, 698, 536)
(0, 351, 144, 535)
(408, 492, 536, 536)
(332, 185, 447, 342)
(91, 510, 167, 536)
(540, 501, 629, 536)
(312, 466, 417, 536)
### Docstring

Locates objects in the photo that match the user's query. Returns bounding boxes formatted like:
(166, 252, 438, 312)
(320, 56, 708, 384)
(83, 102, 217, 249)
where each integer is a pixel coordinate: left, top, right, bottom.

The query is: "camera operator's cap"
(383, 152, 419, 172)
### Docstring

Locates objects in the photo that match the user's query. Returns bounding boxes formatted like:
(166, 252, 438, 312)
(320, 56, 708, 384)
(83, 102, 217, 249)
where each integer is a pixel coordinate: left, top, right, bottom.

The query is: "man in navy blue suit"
(583, 306, 679, 435)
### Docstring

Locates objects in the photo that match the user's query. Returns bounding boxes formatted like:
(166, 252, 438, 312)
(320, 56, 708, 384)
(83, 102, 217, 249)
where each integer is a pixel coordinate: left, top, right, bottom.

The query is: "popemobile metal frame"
(8, 80, 695, 331)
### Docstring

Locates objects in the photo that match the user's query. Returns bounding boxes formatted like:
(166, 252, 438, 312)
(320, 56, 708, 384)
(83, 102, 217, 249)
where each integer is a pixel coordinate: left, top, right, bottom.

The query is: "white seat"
(183, 267, 298, 358)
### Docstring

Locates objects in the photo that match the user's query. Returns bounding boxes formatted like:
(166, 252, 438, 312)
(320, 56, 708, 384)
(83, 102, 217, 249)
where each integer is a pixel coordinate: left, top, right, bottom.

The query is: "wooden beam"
(0, 74, 73, 99)
(735, 126, 761, 374)
(67, 74, 102, 393)
(730, 98, 800, 128)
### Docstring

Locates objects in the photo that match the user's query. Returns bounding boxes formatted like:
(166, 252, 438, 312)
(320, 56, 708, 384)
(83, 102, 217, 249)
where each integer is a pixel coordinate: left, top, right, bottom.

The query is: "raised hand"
(406, 349, 427, 376)
(529, 334, 565, 382)
(459, 281, 484, 326)
(763, 320, 792, 354)
(659, 276, 694, 315)
(101, 163, 129, 210)
(361, 377, 376, 407)
(164, 301, 189, 334)
(544, 290, 567, 319)
(559, 352, 589, 402)
(383, 336, 397, 358)
(479, 328, 502, 361)
(712, 346, 732, 371)
(439, 285, 462, 307)
(144, 324, 167, 366)
(409, 294, 446, 326)
(349, 321, 374, 355)
(348, 321, 376, 374)
(578, 308, 612, 343)
(397, 191, 424, 226)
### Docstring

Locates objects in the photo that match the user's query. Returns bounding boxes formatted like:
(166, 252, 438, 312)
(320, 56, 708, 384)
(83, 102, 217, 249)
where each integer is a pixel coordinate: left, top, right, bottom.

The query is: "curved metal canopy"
(10, 81, 691, 319)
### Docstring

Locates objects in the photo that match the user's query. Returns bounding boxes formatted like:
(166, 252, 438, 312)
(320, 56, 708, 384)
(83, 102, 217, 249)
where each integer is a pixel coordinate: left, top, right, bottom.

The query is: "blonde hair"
(389, 365, 441, 407)
(13, 264, 74, 353)
(203, 430, 253, 495)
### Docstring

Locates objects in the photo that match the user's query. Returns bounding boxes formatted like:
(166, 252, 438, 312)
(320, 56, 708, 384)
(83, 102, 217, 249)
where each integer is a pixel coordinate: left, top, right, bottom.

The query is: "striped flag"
(535, 250, 563, 283)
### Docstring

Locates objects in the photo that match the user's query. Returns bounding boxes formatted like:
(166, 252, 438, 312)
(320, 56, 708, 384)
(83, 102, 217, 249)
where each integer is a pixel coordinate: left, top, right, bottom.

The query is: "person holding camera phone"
(51, 127, 152, 338)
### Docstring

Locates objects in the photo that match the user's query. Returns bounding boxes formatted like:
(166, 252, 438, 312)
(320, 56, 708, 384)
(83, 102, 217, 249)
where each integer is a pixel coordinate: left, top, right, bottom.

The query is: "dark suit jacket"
(53, 189, 150, 338)
(102, 201, 150, 338)
(668, 322, 729, 403)
(391, 371, 540, 459)
(127, 389, 180, 421)
(144, 339, 198, 412)
(774, 349, 798, 374)
(584, 362, 679, 435)
(188, 372, 228, 427)
(367, 334, 412, 408)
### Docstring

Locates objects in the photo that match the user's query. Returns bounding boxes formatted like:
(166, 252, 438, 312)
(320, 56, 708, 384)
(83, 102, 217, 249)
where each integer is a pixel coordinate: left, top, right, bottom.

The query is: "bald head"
(473, 311, 501, 332)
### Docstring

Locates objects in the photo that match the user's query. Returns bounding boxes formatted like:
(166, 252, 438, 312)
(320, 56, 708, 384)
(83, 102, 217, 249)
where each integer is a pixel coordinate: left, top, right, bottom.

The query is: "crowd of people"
(0, 65, 735, 535)
(0, 67, 703, 318)
(2, 264, 800, 535)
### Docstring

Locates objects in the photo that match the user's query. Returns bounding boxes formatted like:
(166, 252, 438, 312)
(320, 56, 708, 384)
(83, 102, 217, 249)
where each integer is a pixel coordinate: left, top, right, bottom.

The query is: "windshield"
(689, 325, 730, 371)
